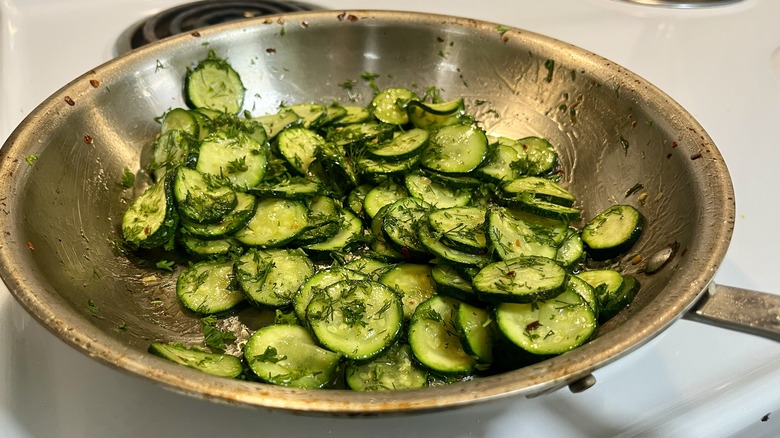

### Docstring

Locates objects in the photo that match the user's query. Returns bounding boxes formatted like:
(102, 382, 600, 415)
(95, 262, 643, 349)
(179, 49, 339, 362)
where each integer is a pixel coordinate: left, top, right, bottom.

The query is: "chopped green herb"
(86, 299, 101, 318)
(120, 167, 135, 188)
(25, 154, 39, 166)
(201, 316, 237, 353)
(625, 183, 644, 197)
(156, 259, 175, 271)
(497, 25, 512, 36)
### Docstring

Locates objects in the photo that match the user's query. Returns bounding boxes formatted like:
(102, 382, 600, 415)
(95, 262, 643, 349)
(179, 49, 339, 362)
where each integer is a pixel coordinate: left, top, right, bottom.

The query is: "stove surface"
(1, 1, 780, 437)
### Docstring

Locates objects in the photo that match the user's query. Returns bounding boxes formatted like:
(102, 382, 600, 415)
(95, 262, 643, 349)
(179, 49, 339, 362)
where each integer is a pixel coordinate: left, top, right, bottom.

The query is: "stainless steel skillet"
(0, 10, 775, 415)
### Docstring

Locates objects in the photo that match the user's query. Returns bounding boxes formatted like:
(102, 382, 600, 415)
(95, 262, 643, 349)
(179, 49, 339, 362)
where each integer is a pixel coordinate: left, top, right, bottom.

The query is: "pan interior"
(0, 11, 734, 413)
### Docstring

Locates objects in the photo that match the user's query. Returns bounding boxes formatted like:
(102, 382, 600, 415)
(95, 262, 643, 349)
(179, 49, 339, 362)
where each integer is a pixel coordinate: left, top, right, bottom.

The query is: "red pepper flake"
(347, 14, 358, 22)
(337, 12, 346, 21)
(671, 141, 678, 148)
(502, 35, 509, 43)
(401, 247, 411, 261)
(266, 48, 277, 54)
(437, 36, 444, 43)
(526, 321, 541, 331)
(666, 153, 673, 159)
(505, 270, 516, 278)
(84, 134, 93, 144)
(300, 20, 309, 28)
(690, 153, 702, 160)
(64, 96, 75, 106)
(89, 79, 100, 88)
(191, 31, 201, 37)
(26, 241, 35, 251)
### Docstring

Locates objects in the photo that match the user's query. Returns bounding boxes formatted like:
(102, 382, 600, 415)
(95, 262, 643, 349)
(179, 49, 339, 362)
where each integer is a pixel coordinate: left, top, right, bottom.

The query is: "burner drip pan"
(117, 0, 319, 55)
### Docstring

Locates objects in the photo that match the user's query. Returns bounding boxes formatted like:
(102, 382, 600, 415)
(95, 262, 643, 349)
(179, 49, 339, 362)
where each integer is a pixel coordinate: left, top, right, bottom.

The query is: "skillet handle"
(683, 283, 780, 342)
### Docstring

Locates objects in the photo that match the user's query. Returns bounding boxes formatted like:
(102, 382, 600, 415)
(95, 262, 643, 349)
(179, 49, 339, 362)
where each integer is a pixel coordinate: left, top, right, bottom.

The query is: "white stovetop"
(2, 0, 780, 436)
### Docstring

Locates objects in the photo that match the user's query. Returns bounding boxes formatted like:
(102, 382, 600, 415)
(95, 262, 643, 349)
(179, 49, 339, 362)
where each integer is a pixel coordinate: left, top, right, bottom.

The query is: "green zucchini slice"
(244, 324, 342, 389)
(185, 50, 245, 114)
(307, 279, 403, 360)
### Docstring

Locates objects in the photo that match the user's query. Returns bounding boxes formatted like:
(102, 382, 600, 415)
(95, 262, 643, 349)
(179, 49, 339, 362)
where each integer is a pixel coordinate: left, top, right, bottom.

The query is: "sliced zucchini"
(507, 193, 581, 222)
(253, 108, 299, 140)
(292, 267, 368, 323)
(427, 206, 488, 254)
(176, 259, 244, 315)
(518, 136, 557, 175)
(160, 108, 199, 138)
(566, 274, 599, 319)
(420, 123, 488, 174)
(173, 167, 237, 224)
(496, 286, 596, 355)
(577, 269, 638, 322)
(368, 128, 429, 161)
(332, 105, 372, 125)
(195, 130, 267, 189)
(313, 141, 360, 193)
(346, 184, 373, 217)
(430, 263, 480, 304)
(178, 233, 242, 259)
(370, 87, 418, 125)
(418, 223, 491, 267)
(316, 103, 348, 126)
(368, 204, 405, 261)
(180, 192, 255, 239)
(293, 195, 341, 246)
(502, 176, 575, 207)
(422, 168, 482, 189)
(326, 122, 395, 148)
(149, 342, 243, 378)
(284, 103, 326, 129)
(303, 206, 364, 254)
(455, 302, 494, 364)
(276, 127, 326, 175)
(234, 198, 308, 247)
(250, 177, 327, 200)
(381, 197, 433, 261)
(147, 129, 196, 181)
(404, 172, 471, 208)
(345, 343, 428, 391)
(122, 173, 179, 249)
(472, 256, 567, 303)
(343, 257, 391, 278)
(408, 295, 476, 375)
(186, 50, 245, 114)
(307, 279, 403, 360)
(598, 275, 639, 322)
(235, 248, 314, 307)
(356, 153, 421, 176)
(486, 207, 567, 260)
(363, 179, 407, 219)
(379, 263, 438, 320)
(244, 324, 342, 389)
(475, 142, 523, 183)
(407, 98, 465, 129)
(555, 229, 584, 267)
(581, 204, 644, 260)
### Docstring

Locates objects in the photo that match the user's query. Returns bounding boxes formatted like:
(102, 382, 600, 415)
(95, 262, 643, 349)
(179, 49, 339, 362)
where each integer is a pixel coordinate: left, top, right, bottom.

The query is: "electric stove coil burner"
(121, 1, 319, 53)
